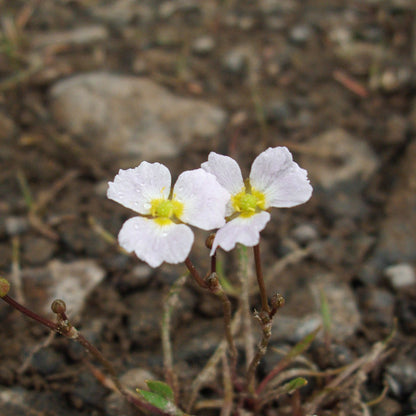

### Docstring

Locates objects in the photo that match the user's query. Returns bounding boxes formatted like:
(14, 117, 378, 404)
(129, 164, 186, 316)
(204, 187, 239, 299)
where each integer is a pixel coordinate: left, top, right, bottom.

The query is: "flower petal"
(118, 217, 194, 267)
(211, 211, 271, 254)
(201, 152, 244, 193)
(201, 152, 245, 216)
(107, 162, 171, 214)
(249, 147, 312, 208)
(173, 169, 230, 230)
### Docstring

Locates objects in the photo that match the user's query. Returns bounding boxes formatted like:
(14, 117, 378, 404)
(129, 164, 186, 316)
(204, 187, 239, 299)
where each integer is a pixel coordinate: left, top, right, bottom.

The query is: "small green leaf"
(285, 326, 321, 361)
(282, 377, 308, 394)
(320, 289, 332, 334)
(146, 380, 174, 401)
(137, 389, 170, 411)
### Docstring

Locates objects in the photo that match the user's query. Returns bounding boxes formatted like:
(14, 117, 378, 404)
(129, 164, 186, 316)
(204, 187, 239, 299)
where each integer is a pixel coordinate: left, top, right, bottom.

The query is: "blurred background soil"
(1, 0, 416, 415)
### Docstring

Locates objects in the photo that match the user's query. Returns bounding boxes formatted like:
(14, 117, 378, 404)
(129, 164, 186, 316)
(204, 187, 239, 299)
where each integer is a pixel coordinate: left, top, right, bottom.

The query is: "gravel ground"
(0, 1, 416, 415)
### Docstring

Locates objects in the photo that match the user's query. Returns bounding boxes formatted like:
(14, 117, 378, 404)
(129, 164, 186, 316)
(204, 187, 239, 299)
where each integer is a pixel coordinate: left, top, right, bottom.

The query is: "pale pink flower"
(108, 162, 230, 267)
(202, 147, 312, 253)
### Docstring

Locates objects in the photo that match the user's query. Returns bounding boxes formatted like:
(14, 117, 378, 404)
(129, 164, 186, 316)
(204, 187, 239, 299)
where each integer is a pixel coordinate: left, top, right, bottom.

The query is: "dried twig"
(333, 69, 368, 98)
(303, 339, 392, 414)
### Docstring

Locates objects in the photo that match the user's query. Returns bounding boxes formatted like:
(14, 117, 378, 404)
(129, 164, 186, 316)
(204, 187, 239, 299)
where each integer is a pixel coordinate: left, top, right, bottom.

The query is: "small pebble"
(384, 263, 416, 289)
(289, 24, 312, 45)
(291, 223, 319, 245)
(192, 35, 215, 55)
(222, 48, 248, 76)
(5, 216, 29, 236)
(385, 358, 416, 398)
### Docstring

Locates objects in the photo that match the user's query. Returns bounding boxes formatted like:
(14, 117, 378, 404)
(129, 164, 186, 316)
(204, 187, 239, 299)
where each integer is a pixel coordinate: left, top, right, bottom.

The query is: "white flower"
(202, 147, 312, 253)
(107, 162, 230, 267)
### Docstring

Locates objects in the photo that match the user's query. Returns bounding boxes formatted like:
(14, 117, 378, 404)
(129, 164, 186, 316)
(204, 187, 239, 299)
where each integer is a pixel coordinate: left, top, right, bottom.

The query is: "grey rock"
(192, 35, 215, 55)
(264, 99, 292, 122)
(222, 47, 249, 76)
(289, 24, 312, 45)
(300, 129, 379, 190)
(29, 348, 65, 376)
(357, 287, 395, 328)
(5, 216, 29, 236)
(90, 0, 154, 26)
(310, 274, 360, 342)
(299, 129, 379, 218)
(21, 259, 105, 318)
(272, 314, 321, 344)
(384, 263, 416, 289)
(272, 273, 360, 343)
(370, 141, 416, 269)
(385, 358, 416, 398)
(22, 236, 56, 265)
(291, 223, 319, 245)
(50, 73, 227, 162)
(31, 26, 108, 48)
(0, 388, 74, 416)
(259, 0, 298, 14)
(159, 0, 200, 19)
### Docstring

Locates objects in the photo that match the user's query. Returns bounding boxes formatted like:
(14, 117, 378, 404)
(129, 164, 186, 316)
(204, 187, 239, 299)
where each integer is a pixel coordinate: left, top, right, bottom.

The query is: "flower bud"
(51, 299, 67, 314)
(205, 233, 216, 250)
(0, 278, 10, 297)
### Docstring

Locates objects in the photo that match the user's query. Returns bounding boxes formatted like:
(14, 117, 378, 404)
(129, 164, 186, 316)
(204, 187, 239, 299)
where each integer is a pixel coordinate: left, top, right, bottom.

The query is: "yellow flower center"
(231, 186, 266, 218)
(150, 198, 184, 225)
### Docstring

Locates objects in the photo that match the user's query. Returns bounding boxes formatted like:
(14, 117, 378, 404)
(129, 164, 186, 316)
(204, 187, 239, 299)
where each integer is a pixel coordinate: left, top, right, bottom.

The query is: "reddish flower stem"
(253, 244, 270, 314)
(2, 294, 58, 331)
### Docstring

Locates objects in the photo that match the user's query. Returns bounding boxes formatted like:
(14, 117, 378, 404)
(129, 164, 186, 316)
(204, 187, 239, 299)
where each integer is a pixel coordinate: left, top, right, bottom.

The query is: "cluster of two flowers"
(108, 147, 313, 268)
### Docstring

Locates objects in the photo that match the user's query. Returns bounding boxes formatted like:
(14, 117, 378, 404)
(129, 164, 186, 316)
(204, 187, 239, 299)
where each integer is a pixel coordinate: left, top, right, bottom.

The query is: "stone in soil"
(384, 263, 416, 289)
(361, 140, 416, 283)
(50, 73, 227, 163)
(385, 357, 416, 398)
(31, 25, 109, 48)
(0, 388, 74, 416)
(21, 259, 105, 318)
(271, 273, 360, 344)
(357, 287, 395, 328)
(299, 128, 379, 219)
(22, 236, 56, 265)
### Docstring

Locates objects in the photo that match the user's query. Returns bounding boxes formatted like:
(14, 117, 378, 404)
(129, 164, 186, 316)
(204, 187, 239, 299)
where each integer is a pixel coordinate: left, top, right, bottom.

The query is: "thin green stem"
(162, 274, 188, 404)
